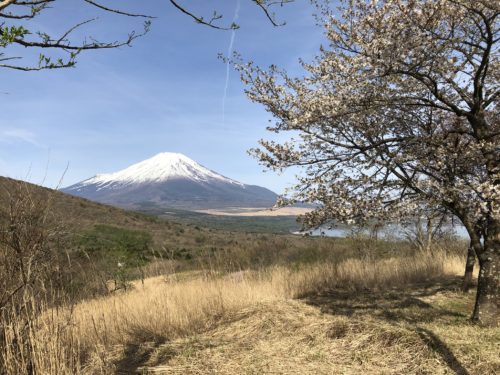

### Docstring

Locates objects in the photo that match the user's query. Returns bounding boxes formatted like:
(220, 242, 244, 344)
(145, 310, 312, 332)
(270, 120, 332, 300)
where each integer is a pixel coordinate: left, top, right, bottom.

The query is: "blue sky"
(0, 0, 327, 193)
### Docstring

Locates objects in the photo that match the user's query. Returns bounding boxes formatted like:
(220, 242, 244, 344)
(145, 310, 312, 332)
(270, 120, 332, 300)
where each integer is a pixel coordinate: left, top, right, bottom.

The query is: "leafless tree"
(0, 180, 57, 312)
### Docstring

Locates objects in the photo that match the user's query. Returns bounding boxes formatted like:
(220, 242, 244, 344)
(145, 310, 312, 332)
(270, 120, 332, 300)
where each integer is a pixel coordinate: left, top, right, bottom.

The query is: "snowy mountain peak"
(61, 152, 278, 210)
(76, 152, 244, 187)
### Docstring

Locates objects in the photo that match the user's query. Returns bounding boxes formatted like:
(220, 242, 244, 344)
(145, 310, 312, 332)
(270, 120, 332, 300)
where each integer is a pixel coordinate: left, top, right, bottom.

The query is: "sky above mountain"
(0, 0, 328, 194)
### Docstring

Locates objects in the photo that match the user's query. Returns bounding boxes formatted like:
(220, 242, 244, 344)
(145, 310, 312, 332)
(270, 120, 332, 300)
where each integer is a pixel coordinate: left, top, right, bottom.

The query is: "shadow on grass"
(114, 330, 170, 375)
(302, 275, 473, 375)
(416, 327, 471, 375)
(302, 276, 468, 324)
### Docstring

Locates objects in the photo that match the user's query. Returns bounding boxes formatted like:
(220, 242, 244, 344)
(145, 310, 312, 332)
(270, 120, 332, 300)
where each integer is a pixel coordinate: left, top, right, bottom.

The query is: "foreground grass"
(131, 289, 499, 375)
(2, 250, 499, 374)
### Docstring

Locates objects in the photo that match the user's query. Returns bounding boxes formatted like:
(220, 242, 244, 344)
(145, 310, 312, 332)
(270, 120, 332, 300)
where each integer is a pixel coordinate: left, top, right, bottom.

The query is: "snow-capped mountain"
(62, 152, 278, 210)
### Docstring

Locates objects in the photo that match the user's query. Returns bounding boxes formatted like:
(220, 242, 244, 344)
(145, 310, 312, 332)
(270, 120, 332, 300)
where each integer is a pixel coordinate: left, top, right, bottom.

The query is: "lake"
(293, 223, 469, 239)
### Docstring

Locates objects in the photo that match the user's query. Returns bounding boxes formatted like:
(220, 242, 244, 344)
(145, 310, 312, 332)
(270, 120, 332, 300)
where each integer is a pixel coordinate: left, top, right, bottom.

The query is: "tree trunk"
(471, 219, 500, 327)
(425, 216, 433, 252)
(462, 245, 476, 292)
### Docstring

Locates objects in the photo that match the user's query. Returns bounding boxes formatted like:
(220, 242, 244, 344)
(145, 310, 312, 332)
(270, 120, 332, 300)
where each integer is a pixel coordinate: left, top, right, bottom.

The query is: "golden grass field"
(2, 250, 499, 374)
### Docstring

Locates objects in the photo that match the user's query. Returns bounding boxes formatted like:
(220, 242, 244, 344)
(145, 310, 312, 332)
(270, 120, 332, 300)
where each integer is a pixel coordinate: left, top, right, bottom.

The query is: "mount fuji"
(61, 153, 278, 210)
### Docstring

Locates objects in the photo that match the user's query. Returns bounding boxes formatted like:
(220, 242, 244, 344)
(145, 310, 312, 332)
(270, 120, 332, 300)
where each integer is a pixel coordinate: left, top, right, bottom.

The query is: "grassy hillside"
(0, 177, 297, 262)
(3, 176, 497, 375)
(3, 250, 499, 374)
(0, 176, 364, 297)
(0, 176, 176, 237)
(0, 177, 301, 249)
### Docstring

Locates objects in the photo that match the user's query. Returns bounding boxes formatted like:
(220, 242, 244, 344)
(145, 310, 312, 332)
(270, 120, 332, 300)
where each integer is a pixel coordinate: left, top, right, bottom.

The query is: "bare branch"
(0, 0, 18, 11)
(83, 0, 155, 19)
(169, 0, 236, 30)
(251, 0, 287, 27)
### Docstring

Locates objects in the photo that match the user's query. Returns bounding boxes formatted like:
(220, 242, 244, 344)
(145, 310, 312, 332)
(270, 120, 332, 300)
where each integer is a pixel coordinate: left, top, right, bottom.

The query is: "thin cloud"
(0, 128, 40, 146)
(222, 0, 241, 125)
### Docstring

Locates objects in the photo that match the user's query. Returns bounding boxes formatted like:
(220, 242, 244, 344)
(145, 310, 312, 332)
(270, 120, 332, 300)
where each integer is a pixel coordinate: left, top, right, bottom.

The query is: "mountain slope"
(61, 153, 278, 210)
(0, 175, 188, 246)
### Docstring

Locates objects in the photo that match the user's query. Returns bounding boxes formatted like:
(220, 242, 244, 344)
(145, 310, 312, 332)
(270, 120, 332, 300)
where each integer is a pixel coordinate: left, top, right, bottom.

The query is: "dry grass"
(1, 301, 82, 374)
(135, 289, 499, 375)
(280, 250, 465, 298)
(2, 250, 499, 375)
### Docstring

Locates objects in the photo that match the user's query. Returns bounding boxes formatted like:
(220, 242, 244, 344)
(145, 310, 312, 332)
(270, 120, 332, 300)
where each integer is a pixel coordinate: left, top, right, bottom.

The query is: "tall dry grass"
(0, 250, 465, 374)
(280, 250, 464, 298)
(1, 299, 81, 375)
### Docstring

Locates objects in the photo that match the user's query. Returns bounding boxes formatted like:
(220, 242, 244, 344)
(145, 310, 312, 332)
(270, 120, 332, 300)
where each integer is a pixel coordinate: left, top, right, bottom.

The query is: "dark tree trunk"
(471, 219, 500, 327)
(462, 245, 476, 292)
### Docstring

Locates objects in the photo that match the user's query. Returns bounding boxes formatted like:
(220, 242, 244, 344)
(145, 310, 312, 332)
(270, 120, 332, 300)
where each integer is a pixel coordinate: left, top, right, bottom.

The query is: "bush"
(74, 225, 153, 292)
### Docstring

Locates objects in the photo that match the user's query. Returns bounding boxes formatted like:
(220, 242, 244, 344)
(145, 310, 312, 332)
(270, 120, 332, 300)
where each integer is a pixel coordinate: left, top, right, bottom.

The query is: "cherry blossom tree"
(238, 0, 499, 326)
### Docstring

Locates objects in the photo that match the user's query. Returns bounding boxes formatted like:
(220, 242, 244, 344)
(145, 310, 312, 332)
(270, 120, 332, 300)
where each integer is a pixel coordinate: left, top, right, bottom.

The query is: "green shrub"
(75, 225, 153, 287)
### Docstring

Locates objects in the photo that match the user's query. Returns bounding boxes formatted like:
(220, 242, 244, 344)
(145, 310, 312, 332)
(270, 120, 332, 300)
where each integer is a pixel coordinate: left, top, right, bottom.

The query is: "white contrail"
(222, 0, 241, 125)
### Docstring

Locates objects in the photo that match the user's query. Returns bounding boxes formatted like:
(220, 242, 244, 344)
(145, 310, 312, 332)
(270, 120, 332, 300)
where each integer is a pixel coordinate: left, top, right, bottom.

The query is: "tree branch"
(169, 0, 236, 30)
(83, 0, 155, 19)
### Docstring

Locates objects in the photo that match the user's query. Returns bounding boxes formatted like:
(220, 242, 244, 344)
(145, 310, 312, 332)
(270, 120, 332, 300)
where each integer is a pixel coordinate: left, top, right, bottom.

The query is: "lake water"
(293, 223, 469, 239)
